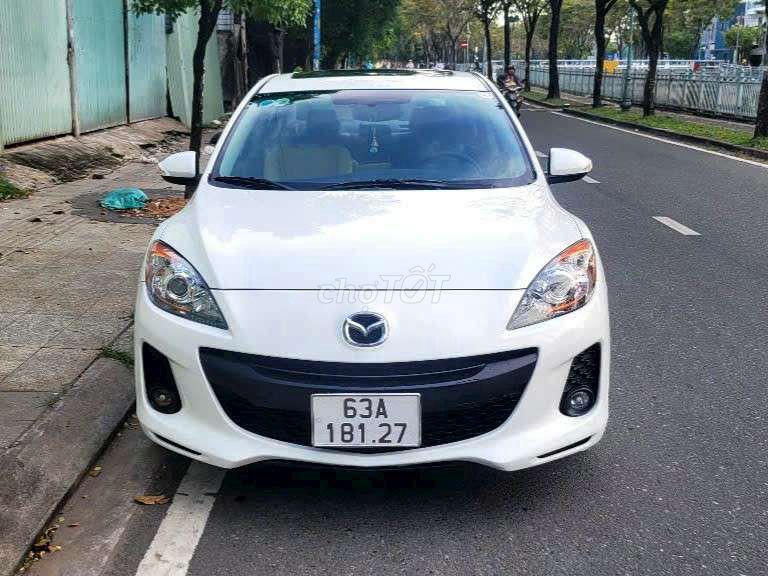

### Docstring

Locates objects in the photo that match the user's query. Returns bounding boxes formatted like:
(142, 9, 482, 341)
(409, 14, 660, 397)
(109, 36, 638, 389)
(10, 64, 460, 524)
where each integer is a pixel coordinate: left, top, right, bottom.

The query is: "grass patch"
(583, 106, 768, 151)
(101, 346, 134, 369)
(0, 175, 29, 201)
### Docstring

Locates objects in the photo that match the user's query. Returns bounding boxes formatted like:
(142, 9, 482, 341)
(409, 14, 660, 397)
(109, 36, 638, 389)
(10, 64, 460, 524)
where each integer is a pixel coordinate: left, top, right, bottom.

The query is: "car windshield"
(213, 90, 534, 189)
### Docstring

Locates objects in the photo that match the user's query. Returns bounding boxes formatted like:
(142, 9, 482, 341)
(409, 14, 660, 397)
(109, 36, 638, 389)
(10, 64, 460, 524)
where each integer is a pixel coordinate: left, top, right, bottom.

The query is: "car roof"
(260, 69, 490, 94)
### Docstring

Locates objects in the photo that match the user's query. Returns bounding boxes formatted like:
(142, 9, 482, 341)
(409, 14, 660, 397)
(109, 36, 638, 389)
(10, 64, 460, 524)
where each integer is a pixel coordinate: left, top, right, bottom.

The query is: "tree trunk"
(189, 0, 223, 198)
(484, 19, 493, 79)
(524, 31, 534, 91)
(503, 6, 511, 68)
(547, 0, 562, 99)
(756, 34, 768, 138)
(640, 9, 664, 117)
(593, 7, 606, 108)
(643, 42, 659, 116)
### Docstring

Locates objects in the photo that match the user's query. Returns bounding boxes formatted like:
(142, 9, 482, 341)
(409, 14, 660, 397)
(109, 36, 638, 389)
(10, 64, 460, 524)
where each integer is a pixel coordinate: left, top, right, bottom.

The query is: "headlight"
(144, 241, 228, 329)
(507, 239, 597, 330)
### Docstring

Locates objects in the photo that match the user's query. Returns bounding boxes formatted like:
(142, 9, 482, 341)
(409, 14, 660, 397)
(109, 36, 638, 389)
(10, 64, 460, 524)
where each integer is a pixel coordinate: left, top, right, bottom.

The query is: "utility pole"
(313, 0, 321, 71)
(620, 8, 635, 111)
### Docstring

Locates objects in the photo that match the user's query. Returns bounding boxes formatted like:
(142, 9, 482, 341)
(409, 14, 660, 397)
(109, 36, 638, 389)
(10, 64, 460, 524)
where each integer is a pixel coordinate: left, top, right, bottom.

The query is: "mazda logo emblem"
(342, 312, 389, 348)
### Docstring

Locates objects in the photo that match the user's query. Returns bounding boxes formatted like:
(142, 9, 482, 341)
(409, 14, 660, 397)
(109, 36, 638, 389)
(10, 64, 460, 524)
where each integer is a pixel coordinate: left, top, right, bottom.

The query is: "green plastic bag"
(100, 188, 148, 210)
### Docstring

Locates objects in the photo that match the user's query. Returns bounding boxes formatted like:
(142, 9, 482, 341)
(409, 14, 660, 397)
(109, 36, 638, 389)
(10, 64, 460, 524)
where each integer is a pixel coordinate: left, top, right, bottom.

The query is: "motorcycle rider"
(496, 64, 523, 115)
(496, 64, 522, 93)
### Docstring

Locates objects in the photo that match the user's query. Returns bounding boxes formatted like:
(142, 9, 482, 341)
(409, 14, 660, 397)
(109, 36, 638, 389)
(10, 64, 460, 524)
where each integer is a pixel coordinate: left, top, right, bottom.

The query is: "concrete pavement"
(0, 119, 189, 574)
(19, 106, 768, 576)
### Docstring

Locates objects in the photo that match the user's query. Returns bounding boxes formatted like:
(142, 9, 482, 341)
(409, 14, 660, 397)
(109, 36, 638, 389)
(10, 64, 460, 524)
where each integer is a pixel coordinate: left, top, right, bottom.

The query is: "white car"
(135, 70, 610, 471)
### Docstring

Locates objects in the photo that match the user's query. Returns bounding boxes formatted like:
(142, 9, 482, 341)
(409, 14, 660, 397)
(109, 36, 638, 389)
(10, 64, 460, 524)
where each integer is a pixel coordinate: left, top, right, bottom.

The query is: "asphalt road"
(28, 106, 768, 576)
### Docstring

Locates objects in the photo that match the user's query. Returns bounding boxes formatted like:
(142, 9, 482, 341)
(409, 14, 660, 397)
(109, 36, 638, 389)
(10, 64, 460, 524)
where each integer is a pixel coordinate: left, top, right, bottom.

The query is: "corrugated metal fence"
(0, 0, 73, 145)
(0, 1, 224, 149)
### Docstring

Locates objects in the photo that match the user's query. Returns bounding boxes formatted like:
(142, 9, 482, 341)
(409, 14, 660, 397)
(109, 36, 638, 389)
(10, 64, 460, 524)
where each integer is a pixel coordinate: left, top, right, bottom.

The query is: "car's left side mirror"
(547, 148, 593, 184)
(159, 151, 199, 186)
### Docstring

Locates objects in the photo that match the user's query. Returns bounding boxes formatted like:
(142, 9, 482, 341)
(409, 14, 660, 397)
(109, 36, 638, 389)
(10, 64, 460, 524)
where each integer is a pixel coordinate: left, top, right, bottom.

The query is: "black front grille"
(201, 348, 537, 450)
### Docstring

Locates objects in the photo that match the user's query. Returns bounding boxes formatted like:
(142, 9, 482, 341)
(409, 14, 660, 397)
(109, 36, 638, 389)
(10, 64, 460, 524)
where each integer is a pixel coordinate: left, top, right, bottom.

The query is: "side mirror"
(159, 151, 199, 186)
(547, 148, 593, 184)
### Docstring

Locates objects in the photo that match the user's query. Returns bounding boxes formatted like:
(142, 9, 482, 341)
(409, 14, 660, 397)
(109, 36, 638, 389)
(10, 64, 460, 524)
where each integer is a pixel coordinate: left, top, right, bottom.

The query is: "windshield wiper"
(212, 176, 293, 190)
(321, 178, 456, 190)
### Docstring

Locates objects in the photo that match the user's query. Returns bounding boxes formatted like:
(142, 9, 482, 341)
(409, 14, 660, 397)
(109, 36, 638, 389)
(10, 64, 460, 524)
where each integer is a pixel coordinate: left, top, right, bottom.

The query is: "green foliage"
(560, 0, 596, 59)
(0, 175, 28, 201)
(665, 0, 739, 57)
(101, 346, 135, 368)
(131, 0, 311, 27)
(320, 0, 400, 67)
(725, 25, 763, 51)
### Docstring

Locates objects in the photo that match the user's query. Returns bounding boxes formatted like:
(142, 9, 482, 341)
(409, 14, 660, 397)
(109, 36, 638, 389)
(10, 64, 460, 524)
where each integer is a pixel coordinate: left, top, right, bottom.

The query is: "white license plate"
(311, 394, 421, 448)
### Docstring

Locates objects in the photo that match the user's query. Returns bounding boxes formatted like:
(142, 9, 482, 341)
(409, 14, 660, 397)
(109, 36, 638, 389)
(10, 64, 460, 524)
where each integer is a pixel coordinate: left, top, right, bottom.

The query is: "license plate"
(311, 394, 421, 448)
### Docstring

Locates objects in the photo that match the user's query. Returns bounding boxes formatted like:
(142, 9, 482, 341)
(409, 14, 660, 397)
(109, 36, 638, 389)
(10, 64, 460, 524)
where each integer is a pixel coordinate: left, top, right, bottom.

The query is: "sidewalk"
(0, 119, 191, 573)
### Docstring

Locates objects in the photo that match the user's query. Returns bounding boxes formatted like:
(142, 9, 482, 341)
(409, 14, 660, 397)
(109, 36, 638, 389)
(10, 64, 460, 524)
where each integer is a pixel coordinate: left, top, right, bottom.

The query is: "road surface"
(28, 105, 768, 576)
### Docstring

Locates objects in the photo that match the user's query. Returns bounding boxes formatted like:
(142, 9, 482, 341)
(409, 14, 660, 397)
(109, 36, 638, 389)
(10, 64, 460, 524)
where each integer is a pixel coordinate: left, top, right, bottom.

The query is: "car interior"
(218, 91, 529, 184)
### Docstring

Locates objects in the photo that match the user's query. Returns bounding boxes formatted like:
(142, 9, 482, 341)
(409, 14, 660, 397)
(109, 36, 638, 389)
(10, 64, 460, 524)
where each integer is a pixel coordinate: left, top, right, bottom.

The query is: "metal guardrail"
(523, 65, 763, 120)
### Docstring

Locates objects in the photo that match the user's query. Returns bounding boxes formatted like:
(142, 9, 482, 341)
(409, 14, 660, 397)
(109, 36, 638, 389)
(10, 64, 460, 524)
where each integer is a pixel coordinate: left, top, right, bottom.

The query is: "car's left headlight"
(144, 241, 228, 329)
(507, 239, 597, 330)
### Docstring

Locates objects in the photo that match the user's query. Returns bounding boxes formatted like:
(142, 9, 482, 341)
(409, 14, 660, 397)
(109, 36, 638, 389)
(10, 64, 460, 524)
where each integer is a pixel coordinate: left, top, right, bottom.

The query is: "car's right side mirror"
(547, 148, 593, 184)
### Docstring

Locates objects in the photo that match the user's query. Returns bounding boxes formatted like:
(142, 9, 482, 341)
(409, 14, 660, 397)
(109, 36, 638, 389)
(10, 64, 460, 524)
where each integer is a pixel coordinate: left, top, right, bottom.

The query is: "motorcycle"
(504, 86, 524, 117)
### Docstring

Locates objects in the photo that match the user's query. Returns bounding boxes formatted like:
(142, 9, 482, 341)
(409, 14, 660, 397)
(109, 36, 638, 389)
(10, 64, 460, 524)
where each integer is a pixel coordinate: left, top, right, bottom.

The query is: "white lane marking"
(653, 216, 701, 236)
(551, 111, 768, 170)
(583, 176, 601, 184)
(135, 462, 226, 576)
(535, 150, 548, 158)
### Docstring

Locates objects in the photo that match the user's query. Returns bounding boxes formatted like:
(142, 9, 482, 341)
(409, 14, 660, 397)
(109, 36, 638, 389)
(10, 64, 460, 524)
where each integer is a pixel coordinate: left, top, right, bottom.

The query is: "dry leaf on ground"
(134, 495, 171, 505)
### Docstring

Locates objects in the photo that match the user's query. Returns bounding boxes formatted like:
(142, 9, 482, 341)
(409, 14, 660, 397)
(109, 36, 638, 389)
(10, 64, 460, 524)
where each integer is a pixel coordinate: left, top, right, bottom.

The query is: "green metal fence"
(128, 12, 168, 122)
(0, 2, 224, 149)
(71, 0, 128, 132)
(167, 11, 225, 128)
(0, 0, 72, 146)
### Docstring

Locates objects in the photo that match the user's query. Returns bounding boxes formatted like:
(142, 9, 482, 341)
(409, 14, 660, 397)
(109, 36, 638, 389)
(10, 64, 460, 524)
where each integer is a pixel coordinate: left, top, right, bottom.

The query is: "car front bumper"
(134, 283, 610, 471)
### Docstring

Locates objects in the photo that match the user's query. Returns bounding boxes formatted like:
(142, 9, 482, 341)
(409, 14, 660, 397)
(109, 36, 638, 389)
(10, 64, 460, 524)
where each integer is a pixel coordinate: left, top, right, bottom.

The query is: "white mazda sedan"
(135, 69, 610, 471)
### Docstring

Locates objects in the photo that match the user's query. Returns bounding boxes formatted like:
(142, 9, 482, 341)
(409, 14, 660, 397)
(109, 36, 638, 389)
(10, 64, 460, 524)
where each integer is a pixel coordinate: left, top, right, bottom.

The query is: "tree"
(666, 0, 738, 60)
(628, 0, 669, 116)
(756, 30, 768, 138)
(593, 0, 620, 107)
(725, 25, 763, 63)
(546, 0, 563, 99)
(132, 0, 310, 195)
(511, 0, 547, 90)
(560, 0, 595, 58)
(475, 0, 502, 79)
(503, 1, 512, 67)
(320, 0, 400, 68)
(440, 0, 476, 65)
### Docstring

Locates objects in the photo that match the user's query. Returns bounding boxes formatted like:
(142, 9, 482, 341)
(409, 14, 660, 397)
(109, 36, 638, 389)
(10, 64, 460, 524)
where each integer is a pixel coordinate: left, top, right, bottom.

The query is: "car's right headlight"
(507, 239, 597, 330)
(144, 241, 228, 329)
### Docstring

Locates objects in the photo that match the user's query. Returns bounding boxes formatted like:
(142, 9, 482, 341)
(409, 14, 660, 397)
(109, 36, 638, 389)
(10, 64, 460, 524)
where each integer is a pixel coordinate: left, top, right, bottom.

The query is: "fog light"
(149, 387, 180, 412)
(563, 386, 595, 417)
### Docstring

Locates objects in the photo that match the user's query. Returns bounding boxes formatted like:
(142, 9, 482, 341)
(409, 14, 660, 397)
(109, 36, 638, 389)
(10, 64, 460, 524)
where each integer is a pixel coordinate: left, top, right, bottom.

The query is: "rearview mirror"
(159, 151, 199, 186)
(547, 148, 593, 184)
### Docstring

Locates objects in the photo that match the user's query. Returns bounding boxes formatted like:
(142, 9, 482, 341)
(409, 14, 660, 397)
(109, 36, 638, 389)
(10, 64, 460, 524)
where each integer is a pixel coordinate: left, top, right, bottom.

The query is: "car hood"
(158, 184, 582, 290)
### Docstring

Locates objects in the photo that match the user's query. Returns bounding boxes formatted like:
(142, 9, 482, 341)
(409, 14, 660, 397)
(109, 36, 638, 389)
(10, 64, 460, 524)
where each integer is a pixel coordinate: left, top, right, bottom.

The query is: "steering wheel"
(421, 153, 482, 177)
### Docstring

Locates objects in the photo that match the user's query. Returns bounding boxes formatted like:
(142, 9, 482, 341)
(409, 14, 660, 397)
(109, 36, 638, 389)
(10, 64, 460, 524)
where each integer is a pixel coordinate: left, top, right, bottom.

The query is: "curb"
(0, 349, 135, 575)
(525, 97, 567, 110)
(562, 108, 768, 162)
